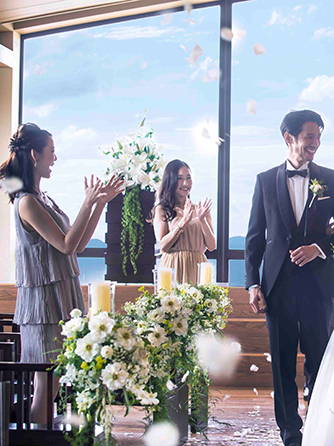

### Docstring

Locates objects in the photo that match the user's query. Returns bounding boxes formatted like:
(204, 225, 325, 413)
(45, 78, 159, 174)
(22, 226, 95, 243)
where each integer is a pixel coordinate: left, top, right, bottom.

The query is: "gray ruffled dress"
(13, 191, 86, 363)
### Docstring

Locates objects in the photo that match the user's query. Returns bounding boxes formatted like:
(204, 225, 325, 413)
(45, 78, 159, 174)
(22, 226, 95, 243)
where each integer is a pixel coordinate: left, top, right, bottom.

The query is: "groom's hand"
(249, 287, 267, 314)
(290, 245, 320, 267)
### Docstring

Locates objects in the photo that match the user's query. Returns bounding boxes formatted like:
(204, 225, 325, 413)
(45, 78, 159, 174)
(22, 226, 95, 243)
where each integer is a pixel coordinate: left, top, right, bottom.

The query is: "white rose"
(70, 308, 82, 318)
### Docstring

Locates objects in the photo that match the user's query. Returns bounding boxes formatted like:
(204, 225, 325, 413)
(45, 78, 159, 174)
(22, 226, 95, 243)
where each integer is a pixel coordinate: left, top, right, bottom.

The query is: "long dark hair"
(0, 123, 52, 202)
(156, 159, 190, 222)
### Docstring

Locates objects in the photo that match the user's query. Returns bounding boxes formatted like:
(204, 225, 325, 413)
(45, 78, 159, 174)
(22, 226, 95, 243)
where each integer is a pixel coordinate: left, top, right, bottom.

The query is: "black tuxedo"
(245, 161, 334, 446)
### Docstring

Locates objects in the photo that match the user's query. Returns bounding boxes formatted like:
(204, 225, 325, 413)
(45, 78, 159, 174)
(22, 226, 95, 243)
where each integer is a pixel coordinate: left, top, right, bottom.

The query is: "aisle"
(112, 387, 307, 445)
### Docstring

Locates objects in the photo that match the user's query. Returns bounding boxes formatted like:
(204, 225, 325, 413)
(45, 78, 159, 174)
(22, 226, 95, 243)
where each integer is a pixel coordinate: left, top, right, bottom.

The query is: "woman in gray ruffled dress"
(0, 123, 123, 424)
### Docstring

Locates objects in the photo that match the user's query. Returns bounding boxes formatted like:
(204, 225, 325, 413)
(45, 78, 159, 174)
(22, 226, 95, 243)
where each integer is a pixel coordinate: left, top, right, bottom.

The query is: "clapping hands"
(197, 198, 212, 222)
(179, 198, 195, 228)
(84, 174, 124, 207)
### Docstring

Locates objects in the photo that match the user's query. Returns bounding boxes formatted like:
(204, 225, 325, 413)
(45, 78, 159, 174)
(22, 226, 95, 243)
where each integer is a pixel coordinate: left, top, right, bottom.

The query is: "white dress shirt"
(286, 160, 309, 226)
(286, 159, 325, 259)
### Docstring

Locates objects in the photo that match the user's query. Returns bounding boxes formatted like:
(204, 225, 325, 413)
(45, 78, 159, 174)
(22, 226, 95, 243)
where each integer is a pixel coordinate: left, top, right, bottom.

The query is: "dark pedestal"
(105, 190, 155, 283)
(154, 383, 189, 446)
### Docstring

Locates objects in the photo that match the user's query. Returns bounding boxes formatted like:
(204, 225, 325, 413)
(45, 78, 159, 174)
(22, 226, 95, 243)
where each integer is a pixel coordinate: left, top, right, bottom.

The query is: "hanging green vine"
(121, 185, 145, 275)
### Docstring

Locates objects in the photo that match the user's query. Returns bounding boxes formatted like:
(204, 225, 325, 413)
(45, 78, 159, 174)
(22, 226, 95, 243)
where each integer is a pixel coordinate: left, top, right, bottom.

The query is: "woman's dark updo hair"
(0, 123, 52, 202)
(156, 159, 191, 222)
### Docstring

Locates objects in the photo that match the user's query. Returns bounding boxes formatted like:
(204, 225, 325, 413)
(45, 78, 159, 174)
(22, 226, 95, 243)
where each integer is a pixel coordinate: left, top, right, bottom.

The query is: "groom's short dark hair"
(280, 110, 324, 139)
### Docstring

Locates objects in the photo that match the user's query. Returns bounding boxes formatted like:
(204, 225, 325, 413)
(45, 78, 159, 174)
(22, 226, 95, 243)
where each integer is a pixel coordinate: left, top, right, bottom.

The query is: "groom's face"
(287, 121, 322, 165)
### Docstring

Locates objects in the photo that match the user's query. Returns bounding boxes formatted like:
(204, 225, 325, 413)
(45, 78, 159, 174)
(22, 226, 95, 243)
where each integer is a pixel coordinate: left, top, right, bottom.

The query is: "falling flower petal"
(0, 177, 24, 194)
(253, 388, 258, 396)
(253, 43, 266, 56)
(161, 14, 172, 26)
(205, 68, 220, 82)
(299, 403, 306, 410)
(250, 364, 259, 372)
(182, 19, 196, 25)
(241, 428, 252, 437)
(303, 387, 309, 397)
(35, 64, 42, 76)
(183, 1, 193, 16)
(144, 421, 179, 446)
(201, 127, 211, 139)
(181, 370, 189, 383)
(215, 137, 225, 146)
(263, 352, 272, 362)
(270, 391, 274, 398)
(180, 44, 188, 52)
(220, 27, 234, 42)
(166, 380, 177, 391)
(141, 62, 148, 70)
(186, 44, 203, 66)
(223, 394, 231, 402)
(195, 333, 241, 377)
(247, 99, 257, 114)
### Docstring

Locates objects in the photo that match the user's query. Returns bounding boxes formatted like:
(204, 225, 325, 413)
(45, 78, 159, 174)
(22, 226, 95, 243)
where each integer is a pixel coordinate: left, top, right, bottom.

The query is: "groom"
(245, 110, 334, 446)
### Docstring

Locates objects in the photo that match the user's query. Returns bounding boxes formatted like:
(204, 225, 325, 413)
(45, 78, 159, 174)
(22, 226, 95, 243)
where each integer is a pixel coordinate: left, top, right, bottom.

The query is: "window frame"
(19, 0, 248, 283)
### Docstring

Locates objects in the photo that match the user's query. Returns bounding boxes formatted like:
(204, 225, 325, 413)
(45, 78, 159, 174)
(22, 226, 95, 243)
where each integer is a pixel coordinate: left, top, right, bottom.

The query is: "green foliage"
(121, 185, 145, 275)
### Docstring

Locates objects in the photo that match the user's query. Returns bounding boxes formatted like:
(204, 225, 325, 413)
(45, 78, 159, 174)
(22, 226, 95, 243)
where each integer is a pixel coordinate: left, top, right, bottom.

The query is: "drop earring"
(34, 161, 37, 168)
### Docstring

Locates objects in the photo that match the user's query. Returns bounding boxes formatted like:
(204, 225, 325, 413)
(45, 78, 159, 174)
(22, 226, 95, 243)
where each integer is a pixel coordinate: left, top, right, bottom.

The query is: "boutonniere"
(309, 179, 328, 208)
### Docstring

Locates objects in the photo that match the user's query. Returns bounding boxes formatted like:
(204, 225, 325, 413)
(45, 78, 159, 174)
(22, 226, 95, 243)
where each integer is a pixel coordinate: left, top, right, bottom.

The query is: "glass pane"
(229, 260, 245, 287)
(78, 258, 106, 284)
(229, 0, 333, 249)
(22, 5, 220, 247)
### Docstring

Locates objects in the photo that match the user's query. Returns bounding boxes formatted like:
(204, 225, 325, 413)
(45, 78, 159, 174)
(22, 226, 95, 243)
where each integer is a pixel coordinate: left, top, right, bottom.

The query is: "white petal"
(180, 44, 188, 52)
(220, 27, 234, 42)
(161, 14, 172, 26)
(263, 352, 272, 362)
(183, 1, 193, 16)
(270, 391, 274, 398)
(1, 177, 24, 194)
(186, 44, 203, 66)
(201, 127, 211, 139)
(205, 68, 220, 82)
(144, 421, 179, 446)
(253, 43, 266, 56)
(247, 99, 257, 114)
(250, 364, 259, 372)
(166, 380, 177, 391)
(182, 19, 196, 25)
(215, 137, 225, 146)
(223, 394, 231, 402)
(141, 62, 148, 70)
(253, 388, 258, 396)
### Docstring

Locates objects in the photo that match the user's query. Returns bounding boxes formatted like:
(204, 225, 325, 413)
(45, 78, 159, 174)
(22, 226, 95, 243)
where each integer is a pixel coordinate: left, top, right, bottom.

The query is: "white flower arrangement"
(104, 128, 166, 192)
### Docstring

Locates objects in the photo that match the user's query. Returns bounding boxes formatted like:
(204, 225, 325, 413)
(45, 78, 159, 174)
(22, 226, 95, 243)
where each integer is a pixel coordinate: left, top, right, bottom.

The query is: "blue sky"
(22, 0, 334, 245)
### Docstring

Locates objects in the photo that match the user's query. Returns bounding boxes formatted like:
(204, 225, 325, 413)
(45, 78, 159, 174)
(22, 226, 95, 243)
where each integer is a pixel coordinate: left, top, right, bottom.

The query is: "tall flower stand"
(105, 189, 155, 283)
(190, 370, 209, 433)
(154, 381, 189, 445)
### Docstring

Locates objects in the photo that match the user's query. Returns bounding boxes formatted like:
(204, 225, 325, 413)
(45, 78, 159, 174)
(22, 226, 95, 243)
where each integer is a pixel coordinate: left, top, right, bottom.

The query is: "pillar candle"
(91, 281, 111, 315)
(158, 268, 173, 292)
(199, 262, 213, 285)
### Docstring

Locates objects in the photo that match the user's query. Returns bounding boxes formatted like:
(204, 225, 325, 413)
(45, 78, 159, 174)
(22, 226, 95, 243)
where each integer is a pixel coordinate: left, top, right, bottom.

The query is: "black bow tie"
(287, 169, 308, 178)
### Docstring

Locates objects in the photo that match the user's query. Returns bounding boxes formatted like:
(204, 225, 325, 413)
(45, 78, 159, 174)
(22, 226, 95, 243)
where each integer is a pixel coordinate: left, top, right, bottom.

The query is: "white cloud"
(312, 27, 334, 41)
(266, 8, 302, 27)
(299, 75, 334, 102)
(308, 5, 318, 17)
(25, 102, 58, 118)
(93, 25, 185, 41)
(190, 56, 219, 81)
(59, 125, 97, 141)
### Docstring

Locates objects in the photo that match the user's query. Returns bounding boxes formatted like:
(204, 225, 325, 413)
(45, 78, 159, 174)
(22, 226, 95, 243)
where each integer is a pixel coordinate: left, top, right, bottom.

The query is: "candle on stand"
(91, 281, 111, 315)
(198, 262, 213, 285)
(158, 268, 173, 292)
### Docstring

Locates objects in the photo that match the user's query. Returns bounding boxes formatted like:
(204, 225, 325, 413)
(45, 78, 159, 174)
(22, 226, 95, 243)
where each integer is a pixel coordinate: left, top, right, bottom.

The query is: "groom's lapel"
(276, 161, 296, 235)
(307, 161, 321, 220)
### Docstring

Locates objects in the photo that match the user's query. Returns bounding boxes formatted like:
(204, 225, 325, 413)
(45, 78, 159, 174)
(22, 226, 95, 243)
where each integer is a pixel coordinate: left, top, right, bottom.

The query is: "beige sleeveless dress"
(160, 206, 207, 285)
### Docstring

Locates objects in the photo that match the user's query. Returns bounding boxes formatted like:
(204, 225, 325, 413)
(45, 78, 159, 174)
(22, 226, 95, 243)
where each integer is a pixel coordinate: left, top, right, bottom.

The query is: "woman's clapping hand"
(197, 198, 212, 222)
(99, 175, 125, 204)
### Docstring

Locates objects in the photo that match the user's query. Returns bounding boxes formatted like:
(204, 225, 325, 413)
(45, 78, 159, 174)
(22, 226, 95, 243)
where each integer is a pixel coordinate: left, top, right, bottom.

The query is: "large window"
(22, 5, 220, 283)
(229, 0, 334, 285)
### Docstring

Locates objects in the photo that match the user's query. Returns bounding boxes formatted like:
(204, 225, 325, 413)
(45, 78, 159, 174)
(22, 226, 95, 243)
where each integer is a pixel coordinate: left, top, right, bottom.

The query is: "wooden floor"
(111, 387, 307, 446)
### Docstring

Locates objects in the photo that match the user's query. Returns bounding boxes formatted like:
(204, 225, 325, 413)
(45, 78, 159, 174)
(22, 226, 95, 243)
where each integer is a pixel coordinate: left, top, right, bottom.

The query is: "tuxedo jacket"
(245, 161, 334, 299)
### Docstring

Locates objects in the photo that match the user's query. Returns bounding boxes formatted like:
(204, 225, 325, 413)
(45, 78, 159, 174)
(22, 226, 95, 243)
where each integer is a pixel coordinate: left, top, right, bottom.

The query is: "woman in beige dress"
(153, 159, 215, 285)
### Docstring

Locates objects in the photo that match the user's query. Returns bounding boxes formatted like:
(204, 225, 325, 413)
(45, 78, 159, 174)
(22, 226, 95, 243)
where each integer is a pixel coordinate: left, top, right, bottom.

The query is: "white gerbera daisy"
(161, 295, 181, 314)
(75, 334, 100, 362)
(101, 362, 129, 391)
(172, 317, 188, 336)
(88, 312, 115, 341)
(116, 327, 137, 351)
(148, 326, 168, 347)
